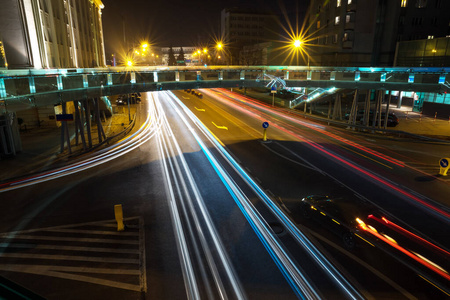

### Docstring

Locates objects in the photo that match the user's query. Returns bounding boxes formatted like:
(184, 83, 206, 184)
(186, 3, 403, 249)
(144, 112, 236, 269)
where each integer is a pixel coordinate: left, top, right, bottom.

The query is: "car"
(116, 95, 127, 105)
(346, 110, 399, 127)
(196, 92, 203, 99)
(300, 195, 381, 249)
(360, 112, 399, 127)
(191, 90, 196, 95)
(130, 93, 141, 103)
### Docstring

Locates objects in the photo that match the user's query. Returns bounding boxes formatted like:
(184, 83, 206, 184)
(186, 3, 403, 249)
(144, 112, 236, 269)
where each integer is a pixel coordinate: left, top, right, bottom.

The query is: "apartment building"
(221, 8, 279, 65)
(307, 0, 450, 66)
(0, 0, 105, 69)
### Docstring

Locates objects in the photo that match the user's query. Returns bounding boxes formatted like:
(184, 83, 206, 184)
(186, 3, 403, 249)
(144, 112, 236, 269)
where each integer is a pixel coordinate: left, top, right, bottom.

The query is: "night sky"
(101, 0, 308, 55)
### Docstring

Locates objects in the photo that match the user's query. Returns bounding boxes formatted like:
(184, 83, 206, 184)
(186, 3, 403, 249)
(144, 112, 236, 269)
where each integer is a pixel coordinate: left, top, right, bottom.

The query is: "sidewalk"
(0, 104, 138, 183)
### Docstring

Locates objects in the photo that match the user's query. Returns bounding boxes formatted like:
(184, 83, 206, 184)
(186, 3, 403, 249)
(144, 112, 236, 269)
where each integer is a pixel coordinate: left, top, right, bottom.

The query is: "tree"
(168, 46, 177, 66)
(176, 47, 186, 66)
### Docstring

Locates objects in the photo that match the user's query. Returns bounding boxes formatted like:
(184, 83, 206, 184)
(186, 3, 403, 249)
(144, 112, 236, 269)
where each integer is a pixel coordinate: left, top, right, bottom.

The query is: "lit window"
(335, 16, 340, 25)
(428, 35, 434, 39)
(401, 0, 408, 7)
(348, 0, 352, 4)
(415, 0, 427, 8)
(337, 0, 341, 7)
(346, 14, 351, 23)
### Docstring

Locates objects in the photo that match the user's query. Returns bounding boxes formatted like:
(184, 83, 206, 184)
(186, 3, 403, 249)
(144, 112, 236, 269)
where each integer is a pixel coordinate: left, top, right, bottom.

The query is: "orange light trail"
(358, 223, 450, 281)
(368, 215, 450, 257)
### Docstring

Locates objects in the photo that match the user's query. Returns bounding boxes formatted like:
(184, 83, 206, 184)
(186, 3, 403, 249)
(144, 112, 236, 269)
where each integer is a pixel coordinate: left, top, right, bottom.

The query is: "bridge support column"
(74, 100, 87, 150)
(60, 100, 72, 154)
(348, 90, 359, 128)
(332, 94, 342, 120)
(363, 90, 371, 127)
(94, 97, 106, 144)
(397, 91, 403, 108)
(328, 101, 332, 119)
(83, 98, 93, 148)
(0, 112, 22, 157)
(372, 90, 382, 128)
(383, 91, 392, 129)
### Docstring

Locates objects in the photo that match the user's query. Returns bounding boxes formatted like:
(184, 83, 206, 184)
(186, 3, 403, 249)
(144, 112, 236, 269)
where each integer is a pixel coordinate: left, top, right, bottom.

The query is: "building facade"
(307, 0, 450, 67)
(395, 36, 450, 67)
(0, 0, 106, 69)
(220, 8, 279, 65)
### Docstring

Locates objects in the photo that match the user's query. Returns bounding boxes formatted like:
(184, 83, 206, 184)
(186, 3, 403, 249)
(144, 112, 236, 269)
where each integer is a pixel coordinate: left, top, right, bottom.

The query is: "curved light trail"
(166, 91, 364, 300)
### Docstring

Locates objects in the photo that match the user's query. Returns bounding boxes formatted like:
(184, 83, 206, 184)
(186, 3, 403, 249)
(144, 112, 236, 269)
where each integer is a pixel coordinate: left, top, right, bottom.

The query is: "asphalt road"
(0, 90, 449, 299)
(172, 88, 450, 299)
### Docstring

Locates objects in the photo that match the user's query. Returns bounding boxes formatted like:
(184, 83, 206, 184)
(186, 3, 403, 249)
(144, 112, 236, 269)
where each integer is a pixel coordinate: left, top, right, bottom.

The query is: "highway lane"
(173, 88, 450, 299)
(0, 91, 362, 299)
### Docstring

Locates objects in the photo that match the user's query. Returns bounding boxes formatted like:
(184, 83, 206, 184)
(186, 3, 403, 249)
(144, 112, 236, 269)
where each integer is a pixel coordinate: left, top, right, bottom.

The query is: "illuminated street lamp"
(292, 38, 309, 67)
(126, 59, 133, 67)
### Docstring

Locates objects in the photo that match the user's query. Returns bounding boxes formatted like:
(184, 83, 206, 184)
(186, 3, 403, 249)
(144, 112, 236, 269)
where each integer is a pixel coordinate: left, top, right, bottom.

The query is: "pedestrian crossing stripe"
(0, 217, 146, 293)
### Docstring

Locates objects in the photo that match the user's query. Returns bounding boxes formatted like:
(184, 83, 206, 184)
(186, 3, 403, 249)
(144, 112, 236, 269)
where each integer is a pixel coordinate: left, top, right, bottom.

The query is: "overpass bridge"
(1, 65, 450, 155)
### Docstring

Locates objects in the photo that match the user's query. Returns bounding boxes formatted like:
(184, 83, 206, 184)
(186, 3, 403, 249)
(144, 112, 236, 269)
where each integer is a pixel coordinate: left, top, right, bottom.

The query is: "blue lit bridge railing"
(1, 65, 449, 112)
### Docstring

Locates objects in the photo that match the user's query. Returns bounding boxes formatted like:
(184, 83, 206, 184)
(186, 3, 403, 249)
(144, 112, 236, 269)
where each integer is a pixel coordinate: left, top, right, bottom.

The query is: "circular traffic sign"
(439, 158, 449, 168)
(262, 122, 269, 129)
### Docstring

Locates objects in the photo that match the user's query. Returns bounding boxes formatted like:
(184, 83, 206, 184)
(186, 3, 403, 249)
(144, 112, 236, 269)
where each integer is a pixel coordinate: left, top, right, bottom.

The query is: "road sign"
(56, 114, 74, 121)
(271, 85, 277, 94)
(262, 122, 269, 128)
(439, 158, 450, 176)
(440, 158, 449, 168)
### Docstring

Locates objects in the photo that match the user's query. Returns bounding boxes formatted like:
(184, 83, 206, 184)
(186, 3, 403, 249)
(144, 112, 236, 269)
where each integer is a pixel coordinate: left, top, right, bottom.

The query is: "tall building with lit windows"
(220, 8, 279, 65)
(307, 0, 450, 67)
(0, 0, 105, 69)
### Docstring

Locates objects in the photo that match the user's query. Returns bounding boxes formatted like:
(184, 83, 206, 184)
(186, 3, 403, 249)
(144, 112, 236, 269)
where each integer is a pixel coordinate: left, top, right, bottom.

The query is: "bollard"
(263, 128, 267, 141)
(405, 111, 408, 120)
(114, 204, 125, 231)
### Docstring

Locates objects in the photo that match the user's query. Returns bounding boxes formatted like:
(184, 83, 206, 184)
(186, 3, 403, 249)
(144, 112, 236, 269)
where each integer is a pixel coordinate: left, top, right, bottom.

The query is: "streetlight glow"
(293, 39, 302, 48)
(127, 60, 133, 67)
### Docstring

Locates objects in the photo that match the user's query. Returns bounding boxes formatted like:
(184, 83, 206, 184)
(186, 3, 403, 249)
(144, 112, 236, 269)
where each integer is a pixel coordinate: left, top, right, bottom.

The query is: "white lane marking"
(263, 141, 326, 174)
(4, 235, 139, 244)
(44, 229, 139, 236)
(1, 253, 139, 264)
(0, 264, 141, 292)
(138, 216, 147, 293)
(212, 121, 228, 130)
(0, 244, 139, 254)
(0, 264, 140, 275)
